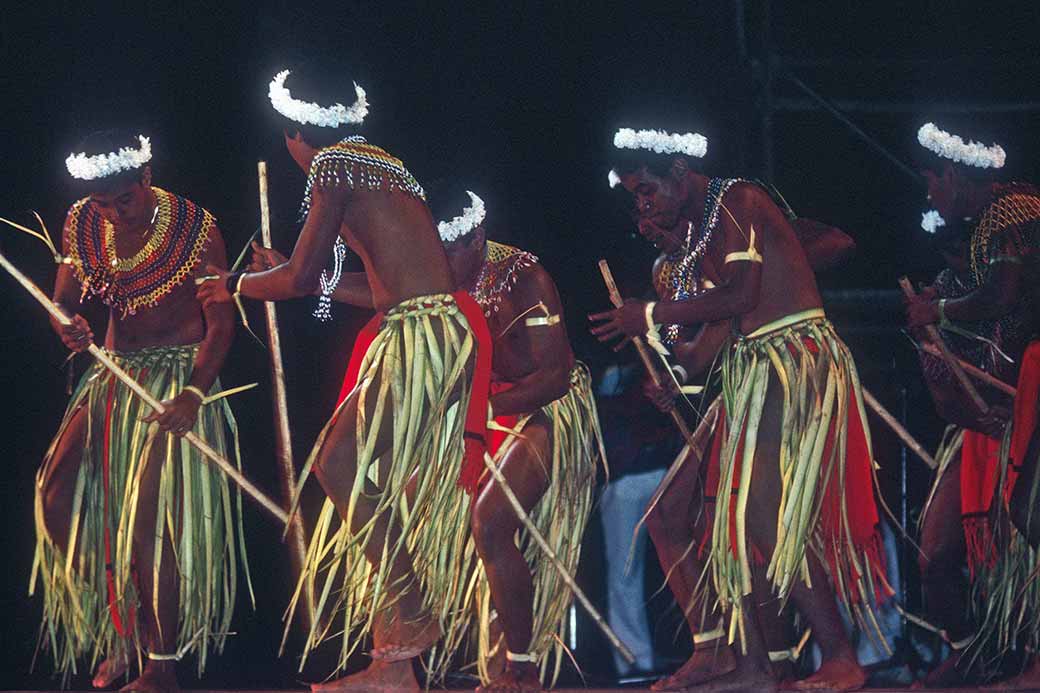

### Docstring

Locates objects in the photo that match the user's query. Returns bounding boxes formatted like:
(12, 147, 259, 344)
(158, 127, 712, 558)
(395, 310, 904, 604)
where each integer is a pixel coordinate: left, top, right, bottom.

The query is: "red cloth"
(700, 336, 884, 599)
(488, 381, 519, 458)
(102, 379, 136, 637)
(1012, 341, 1040, 470)
(334, 292, 494, 496)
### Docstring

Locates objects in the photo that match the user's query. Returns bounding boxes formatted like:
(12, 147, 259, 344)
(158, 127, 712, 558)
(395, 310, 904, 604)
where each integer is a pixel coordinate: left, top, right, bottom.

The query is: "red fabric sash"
(334, 292, 493, 496)
(1012, 341, 1040, 470)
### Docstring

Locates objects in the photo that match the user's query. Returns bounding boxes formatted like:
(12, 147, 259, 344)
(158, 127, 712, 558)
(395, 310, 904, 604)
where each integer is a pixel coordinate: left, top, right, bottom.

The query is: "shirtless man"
(590, 127, 885, 692)
(251, 186, 604, 693)
(907, 122, 1040, 688)
(635, 180, 859, 691)
(35, 130, 242, 693)
(198, 68, 490, 691)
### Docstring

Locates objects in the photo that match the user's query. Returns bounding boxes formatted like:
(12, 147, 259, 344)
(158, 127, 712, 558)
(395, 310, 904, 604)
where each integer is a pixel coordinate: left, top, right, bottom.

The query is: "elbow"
(289, 269, 320, 297)
(548, 362, 574, 402)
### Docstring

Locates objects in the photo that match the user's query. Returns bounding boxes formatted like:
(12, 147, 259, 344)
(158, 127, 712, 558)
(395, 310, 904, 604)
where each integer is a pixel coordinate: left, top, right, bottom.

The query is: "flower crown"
(268, 69, 369, 128)
(438, 191, 486, 242)
(65, 135, 152, 181)
(917, 122, 1005, 170)
(921, 209, 946, 234)
(614, 128, 708, 158)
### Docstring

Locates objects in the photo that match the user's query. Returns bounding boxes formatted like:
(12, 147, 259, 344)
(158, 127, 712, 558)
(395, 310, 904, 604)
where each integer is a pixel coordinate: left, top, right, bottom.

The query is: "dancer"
(198, 68, 491, 691)
(591, 126, 886, 692)
(908, 122, 1040, 687)
(34, 129, 246, 693)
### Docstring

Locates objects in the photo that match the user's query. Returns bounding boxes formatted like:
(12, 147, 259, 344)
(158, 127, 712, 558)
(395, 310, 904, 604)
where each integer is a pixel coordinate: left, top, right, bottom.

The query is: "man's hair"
(68, 129, 150, 195)
(272, 65, 364, 149)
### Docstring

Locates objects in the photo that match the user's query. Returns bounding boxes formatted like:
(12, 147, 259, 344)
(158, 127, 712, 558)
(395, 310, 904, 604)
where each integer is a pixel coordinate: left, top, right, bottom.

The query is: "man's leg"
(915, 452, 975, 686)
(645, 452, 737, 691)
(471, 414, 552, 693)
(121, 432, 180, 693)
(1011, 428, 1040, 548)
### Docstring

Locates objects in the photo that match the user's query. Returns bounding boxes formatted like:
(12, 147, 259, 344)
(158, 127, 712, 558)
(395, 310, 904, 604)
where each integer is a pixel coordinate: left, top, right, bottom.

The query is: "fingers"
(591, 324, 623, 340)
(587, 310, 616, 322)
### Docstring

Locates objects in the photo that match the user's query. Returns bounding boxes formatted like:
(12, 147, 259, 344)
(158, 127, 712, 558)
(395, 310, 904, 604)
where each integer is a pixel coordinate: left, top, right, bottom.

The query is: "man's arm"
(671, 319, 730, 378)
(51, 215, 93, 351)
(250, 242, 374, 308)
(144, 227, 235, 435)
(791, 218, 856, 272)
(198, 184, 348, 305)
(488, 265, 575, 418)
(940, 261, 1021, 322)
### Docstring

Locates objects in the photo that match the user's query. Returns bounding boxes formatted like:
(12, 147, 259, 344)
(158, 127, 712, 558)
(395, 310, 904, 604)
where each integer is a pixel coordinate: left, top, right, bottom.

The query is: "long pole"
(862, 388, 937, 469)
(258, 161, 313, 627)
(918, 342, 1016, 397)
(0, 249, 288, 524)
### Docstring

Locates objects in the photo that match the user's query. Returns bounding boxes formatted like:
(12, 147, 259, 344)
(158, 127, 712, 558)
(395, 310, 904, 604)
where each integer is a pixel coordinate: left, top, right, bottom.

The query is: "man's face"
(619, 165, 686, 253)
(285, 131, 317, 172)
(923, 163, 981, 222)
(938, 236, 970, 275)
(89, 167, 152, 231)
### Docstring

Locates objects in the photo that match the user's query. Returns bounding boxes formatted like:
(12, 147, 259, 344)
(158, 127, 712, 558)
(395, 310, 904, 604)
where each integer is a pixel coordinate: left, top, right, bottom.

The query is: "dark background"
(2, 1, 1039, 688)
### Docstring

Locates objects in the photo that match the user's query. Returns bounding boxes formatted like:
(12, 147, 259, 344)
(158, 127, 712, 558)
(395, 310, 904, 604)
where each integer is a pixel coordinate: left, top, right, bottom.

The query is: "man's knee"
(471, 504, 514, 562)
(918, 541, 960, 581)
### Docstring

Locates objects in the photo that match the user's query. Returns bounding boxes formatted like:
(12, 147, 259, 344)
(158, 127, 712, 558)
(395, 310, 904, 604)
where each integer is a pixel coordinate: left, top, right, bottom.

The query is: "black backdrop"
(3, 1, 1040, 688)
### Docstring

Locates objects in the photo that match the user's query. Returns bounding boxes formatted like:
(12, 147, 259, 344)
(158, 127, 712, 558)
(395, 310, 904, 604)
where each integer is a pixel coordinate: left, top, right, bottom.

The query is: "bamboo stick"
(598, 260, 698, 445)
(918, 342, 1017, 397)
(899, 277, 989, 414)
(861, 388, 937, 469)
(0, 248, 288, 525)
(258, 161, 314, 628)
(480, 452, 635, 664)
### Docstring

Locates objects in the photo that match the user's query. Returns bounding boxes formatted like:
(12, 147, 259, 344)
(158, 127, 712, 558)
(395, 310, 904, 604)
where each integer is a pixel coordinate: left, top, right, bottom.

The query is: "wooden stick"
(861, 388, 937, 469)
(258, 161, 314, 628)
(0, 249, 288, 525)
(481, 452, 635, 664)
(918, 342, 1017, 397)
(598, 260, 698, 449)
(899, 277, 989, 414)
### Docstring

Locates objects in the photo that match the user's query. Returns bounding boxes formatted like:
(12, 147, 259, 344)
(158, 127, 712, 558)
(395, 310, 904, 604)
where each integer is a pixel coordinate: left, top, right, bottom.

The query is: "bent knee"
(470, 505, 517, 560)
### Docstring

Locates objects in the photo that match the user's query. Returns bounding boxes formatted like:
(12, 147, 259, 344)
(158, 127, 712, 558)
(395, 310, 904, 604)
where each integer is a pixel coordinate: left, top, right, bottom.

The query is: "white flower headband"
(438, 191, 486, 242)
(917, 122, 1005, 170)
(921, 209, 946, 234)
(268, 69, 369, 128)
(613, 128, 708, 158)
(65, 135, 152, 181)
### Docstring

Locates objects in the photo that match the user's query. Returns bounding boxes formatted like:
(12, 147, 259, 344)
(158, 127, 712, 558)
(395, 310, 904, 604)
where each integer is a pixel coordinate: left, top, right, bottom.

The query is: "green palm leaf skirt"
(705, 310, 889, 649)
(31, 344, 250, 681)
(425, 363, 605, 687)
(285, 295, 477, 677)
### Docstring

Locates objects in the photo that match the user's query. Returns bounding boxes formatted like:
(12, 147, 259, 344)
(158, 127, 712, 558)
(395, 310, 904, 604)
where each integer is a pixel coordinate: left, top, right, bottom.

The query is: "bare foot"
(681, 665, 777, 693)
(790, 656, 865, 691)
(310, 659, 419, 692)
(93, 655, 129, 688)
(369, 592, 442, 662)
(652, 646, 737, 691)
(119, 661, 178, 693)
(477, 662, 542, 693)
(918, 653, 967, 688)
(982, 655, 1040, 690)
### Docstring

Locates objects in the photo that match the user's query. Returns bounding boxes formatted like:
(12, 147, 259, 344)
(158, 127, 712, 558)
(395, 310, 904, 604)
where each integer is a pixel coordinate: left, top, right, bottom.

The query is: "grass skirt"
(705, 310, 888, 648)
(31, 344, 249, 681)
(285, 293, 477, 677)
(460, 364, 604, 686)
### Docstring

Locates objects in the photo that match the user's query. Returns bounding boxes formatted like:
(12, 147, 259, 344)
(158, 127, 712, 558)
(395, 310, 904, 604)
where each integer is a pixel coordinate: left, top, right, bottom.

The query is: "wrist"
(226, 271, 246, 296)
(182, 385, 206, 404)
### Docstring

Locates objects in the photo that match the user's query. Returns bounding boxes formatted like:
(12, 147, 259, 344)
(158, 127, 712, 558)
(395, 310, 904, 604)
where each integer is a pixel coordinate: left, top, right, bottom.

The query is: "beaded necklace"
(657, 177, 744, 345)
(65, 187, 214, 317)
(299, 136, 428, 321)
(469, 241, 539, 318)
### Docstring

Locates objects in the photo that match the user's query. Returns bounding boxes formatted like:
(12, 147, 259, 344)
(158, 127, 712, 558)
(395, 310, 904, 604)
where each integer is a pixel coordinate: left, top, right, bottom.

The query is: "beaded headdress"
(917, 123, 1005, 170)
(268, 69, 368, 128)
(437, 191, 486, 242)
(66, 135, 152, 181)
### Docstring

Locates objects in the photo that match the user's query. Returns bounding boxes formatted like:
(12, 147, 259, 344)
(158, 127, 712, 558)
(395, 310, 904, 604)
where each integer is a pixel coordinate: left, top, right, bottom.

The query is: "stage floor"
(10, 688, 1040, 692)
(12, 682, 1040, 686)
